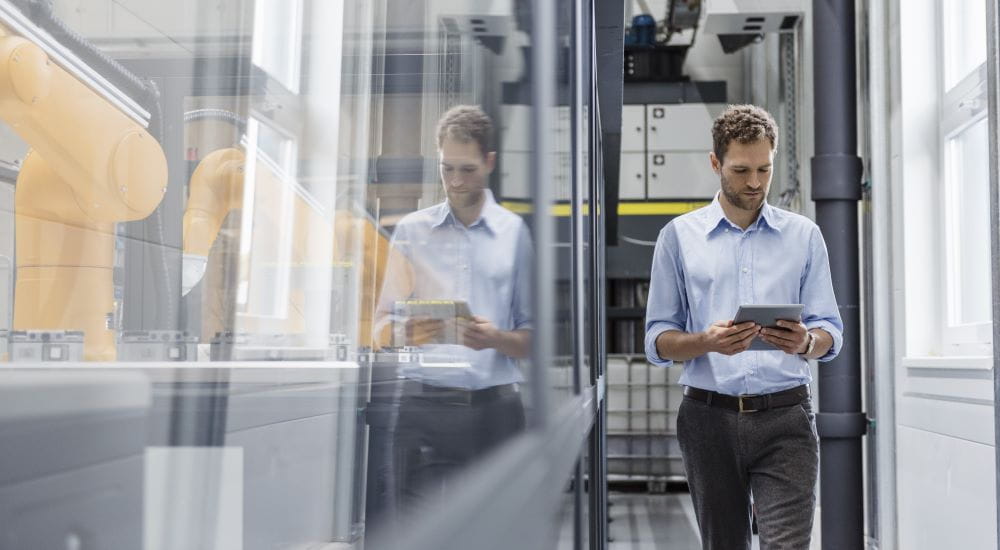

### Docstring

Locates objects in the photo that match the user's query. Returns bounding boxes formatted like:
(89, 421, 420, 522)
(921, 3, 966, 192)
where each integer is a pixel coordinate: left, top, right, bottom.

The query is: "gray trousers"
(677, 392, 819, 550)
(394, 383, 525, 510)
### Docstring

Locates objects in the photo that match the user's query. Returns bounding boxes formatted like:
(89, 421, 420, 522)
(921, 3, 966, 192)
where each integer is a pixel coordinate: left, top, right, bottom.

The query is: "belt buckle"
(738, 395, 758, 413)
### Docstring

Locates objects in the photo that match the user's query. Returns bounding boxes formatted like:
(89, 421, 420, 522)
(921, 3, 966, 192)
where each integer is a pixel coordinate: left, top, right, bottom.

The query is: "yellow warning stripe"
(500, 201, 709, 216)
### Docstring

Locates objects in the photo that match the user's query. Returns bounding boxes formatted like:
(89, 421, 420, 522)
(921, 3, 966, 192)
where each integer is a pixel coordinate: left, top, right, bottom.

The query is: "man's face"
(710, 139, 775, 212)
(439, 138, 496, 208)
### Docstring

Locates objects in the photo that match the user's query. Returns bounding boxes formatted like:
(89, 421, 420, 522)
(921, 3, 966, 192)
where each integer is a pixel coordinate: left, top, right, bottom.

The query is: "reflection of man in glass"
(375, 105, 533, 513)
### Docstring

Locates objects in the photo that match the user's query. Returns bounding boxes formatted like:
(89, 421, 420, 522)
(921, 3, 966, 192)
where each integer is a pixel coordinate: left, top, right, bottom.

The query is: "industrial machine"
(0, 0, 167, 361)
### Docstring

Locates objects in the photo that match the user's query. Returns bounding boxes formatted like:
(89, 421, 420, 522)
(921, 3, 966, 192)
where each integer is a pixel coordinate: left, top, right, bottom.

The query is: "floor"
(606, 492, 701, 550)
(555, 491, 700, 550)
(557, 491, 822, 549)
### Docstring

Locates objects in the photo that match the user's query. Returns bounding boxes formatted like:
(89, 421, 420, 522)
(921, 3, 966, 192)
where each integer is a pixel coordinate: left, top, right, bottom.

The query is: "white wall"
(897, 425, 997, 549)
(872, 0, 999, 548)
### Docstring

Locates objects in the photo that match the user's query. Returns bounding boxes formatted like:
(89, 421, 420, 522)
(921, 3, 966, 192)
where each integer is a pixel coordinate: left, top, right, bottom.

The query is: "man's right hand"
(405, 317, 445, 346)
(702, 320, 760, 356)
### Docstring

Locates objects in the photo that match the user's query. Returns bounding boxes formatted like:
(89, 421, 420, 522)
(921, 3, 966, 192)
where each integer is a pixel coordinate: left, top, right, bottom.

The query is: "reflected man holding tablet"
(375, 105, 534, 522)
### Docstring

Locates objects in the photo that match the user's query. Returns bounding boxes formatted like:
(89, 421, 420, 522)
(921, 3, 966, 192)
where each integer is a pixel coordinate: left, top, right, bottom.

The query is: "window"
(938, 0, 993, 353)
(251, 0, 304, 94)
(942, 0, 987, 89)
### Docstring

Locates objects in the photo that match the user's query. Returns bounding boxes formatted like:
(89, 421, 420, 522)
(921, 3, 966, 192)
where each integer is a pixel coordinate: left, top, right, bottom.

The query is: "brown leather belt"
(683, 384, 810, 413)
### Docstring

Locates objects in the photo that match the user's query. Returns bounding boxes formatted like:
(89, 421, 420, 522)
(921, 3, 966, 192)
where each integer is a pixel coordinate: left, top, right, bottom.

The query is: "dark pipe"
(595, 0, 624, 245)
(811, 1, 866, 549)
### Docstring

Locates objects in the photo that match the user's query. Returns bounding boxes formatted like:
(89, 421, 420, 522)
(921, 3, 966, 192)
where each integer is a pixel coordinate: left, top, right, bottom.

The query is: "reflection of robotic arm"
(181, 148, 244, 294)
(0, 16, 168, 360)
(182, 147, 399, 349)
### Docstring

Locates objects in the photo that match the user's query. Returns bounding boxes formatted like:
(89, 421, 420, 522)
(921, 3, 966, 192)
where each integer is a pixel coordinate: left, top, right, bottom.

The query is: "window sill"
(901, 356, 993, 370)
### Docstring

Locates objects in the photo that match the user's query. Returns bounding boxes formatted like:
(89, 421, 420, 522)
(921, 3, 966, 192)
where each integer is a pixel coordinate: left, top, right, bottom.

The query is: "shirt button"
(742, 267, 749, 274)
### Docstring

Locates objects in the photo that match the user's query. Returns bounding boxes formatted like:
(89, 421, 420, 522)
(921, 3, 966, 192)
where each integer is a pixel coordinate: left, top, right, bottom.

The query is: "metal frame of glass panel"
(985, 0, 1000, 545)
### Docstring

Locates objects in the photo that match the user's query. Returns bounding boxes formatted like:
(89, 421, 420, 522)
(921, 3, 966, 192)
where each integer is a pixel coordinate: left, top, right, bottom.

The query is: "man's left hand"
(760, 320, 810, 355)
(460, 315, 501, 351)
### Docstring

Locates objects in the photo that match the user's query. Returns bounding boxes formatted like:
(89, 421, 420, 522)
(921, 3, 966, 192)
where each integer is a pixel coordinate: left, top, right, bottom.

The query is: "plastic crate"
(605, 355, 685, 480)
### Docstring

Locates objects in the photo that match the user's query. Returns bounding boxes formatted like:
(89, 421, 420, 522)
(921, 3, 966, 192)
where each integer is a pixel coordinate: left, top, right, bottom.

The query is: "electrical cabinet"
(500, 149, 572, 201)
(500, 104, 572, 201)
(618, 102, 725, 200)
(620, 105, 646, 152)
(647, 151, 720, 199)
(619, 152, 647, 199)
(645, 103, 718, 151)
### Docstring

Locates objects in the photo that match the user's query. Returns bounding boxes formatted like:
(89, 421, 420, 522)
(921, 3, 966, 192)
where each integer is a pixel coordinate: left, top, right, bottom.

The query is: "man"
(644, 104, 843, 550)
(375, 105, 533, 515)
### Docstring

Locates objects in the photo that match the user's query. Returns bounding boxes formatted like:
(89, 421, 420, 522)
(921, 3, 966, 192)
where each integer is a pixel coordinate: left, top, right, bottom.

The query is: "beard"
(720, 173, 766, 212)
(446, 187, 485, 209)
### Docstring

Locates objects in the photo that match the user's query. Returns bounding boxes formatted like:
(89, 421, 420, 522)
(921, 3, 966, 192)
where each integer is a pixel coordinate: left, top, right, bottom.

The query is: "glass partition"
(0, 1, 602, 548)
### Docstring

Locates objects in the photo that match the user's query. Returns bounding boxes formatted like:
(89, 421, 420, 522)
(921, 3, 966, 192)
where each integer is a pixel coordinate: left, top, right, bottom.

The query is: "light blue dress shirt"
(377, 190, 533, 390)
(644, 194, 844, 396)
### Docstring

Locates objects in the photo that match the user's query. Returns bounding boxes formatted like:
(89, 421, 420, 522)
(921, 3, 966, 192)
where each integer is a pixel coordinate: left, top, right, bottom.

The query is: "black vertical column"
(811, 1, 866, 548)
(595, 0, 624, 246)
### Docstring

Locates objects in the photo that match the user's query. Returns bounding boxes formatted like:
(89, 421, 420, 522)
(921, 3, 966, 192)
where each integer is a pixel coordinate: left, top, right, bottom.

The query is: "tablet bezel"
(732, 304, 805, 351)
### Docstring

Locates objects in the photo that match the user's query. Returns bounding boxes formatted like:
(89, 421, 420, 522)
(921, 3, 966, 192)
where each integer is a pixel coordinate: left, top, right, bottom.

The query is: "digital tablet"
(733, 304, 804, 351)
(393, 300, 476, 345)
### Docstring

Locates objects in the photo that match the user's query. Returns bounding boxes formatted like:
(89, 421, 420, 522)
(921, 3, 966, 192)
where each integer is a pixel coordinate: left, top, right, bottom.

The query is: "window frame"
(936, 1, 993, 355)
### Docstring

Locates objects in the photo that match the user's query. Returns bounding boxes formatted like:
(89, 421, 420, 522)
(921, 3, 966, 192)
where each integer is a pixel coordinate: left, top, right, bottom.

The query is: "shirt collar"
(704, 192, 782, 236)
(431, 189, 499, 234)
(757, 201, 782, 233)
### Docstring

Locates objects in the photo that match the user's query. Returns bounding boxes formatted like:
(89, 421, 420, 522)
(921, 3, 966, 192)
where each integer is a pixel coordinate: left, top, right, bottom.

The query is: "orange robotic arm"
(0, 23, 168, 360)
(182, 146, 402, 349)
(182, 148, 245, 258)
(181, 147, 245, 298)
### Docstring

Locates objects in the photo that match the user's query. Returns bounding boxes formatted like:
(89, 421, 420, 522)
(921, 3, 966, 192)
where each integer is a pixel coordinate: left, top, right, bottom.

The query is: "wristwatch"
(800, 331, 817, 356)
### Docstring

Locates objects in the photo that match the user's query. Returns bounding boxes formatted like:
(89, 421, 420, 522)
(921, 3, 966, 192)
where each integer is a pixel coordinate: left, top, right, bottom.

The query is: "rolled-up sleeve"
(644, 224, 688, 367)
(801, 226, 844, 362)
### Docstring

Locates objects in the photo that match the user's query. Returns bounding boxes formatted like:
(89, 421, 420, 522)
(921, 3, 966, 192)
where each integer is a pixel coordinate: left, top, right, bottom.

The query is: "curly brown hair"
(436, 105, 495, 158)
(711, 104, 779, 162)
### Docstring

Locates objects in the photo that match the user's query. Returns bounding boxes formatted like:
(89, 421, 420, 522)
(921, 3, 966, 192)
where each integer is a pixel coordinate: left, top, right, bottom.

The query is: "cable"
(183, 109, 248, 133)
(778, 32, 801, 209)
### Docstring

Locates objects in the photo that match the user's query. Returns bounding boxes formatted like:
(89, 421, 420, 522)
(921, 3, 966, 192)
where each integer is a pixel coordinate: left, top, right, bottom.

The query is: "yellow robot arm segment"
(1, 24, 168, 361)
(182, 147, 245, 257)
(0, 27, 167, 222)
(14, 152, 116, 360)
